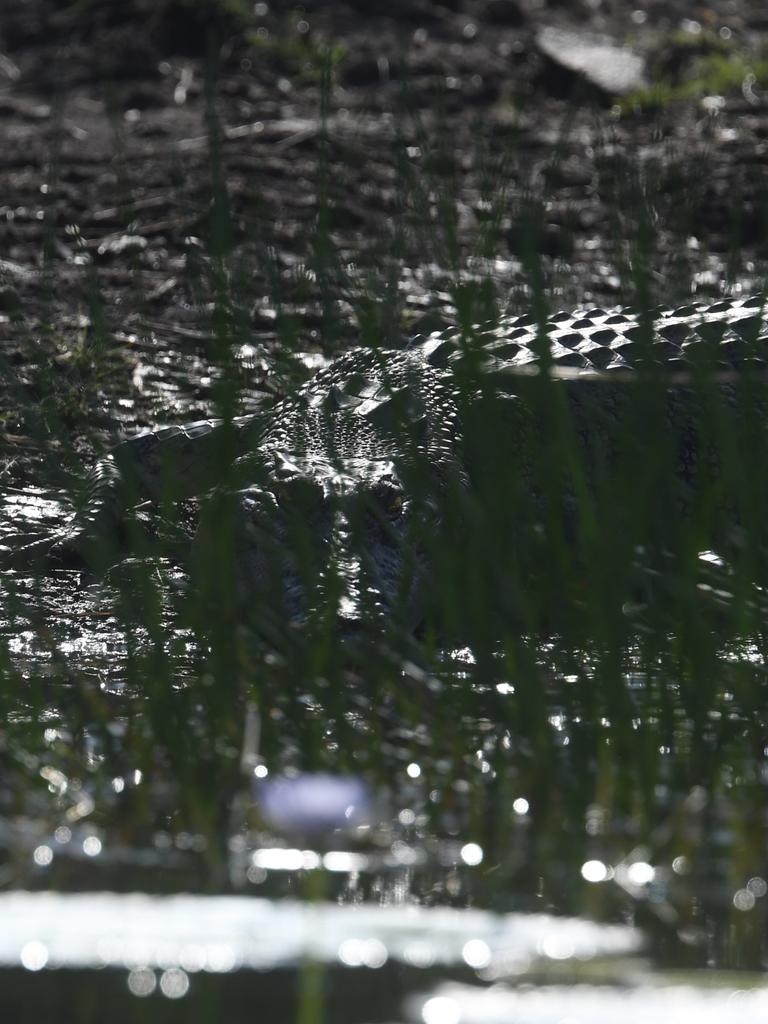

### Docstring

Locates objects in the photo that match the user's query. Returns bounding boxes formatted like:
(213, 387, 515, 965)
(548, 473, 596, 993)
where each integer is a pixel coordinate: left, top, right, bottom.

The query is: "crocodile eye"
(277, 476, 325, 510)
(371, 485, 405, 518)
(386, 493, 403, 515)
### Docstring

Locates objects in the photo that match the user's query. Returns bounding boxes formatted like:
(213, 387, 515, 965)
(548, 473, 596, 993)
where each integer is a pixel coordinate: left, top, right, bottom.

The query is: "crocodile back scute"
(413, 294, 768, 375)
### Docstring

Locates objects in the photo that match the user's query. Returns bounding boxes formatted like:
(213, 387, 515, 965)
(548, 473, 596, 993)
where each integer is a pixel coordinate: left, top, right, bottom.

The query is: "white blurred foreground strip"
(412, 982, 768, 1024)
(0, 892, 639, 971)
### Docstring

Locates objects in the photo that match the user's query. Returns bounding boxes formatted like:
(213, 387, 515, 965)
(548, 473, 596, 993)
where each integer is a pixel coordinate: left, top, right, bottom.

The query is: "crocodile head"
(231, 449, 435, 636)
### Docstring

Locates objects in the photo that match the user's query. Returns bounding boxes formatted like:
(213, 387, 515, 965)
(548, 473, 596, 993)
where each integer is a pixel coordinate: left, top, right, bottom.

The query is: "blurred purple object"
(257, 773, 372, 835)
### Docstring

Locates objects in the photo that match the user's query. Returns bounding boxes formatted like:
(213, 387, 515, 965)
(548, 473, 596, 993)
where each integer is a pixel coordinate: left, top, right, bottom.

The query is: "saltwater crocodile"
(4, 293, 768, 633)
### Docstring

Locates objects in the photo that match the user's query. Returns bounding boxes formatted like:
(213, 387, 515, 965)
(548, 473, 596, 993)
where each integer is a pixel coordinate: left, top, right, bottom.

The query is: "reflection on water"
(0, 891, 639, 972)
(0, 489, 68, 531)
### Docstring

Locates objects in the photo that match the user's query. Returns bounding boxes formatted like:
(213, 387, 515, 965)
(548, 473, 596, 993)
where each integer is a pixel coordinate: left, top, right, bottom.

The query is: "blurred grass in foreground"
(1, 15, 768, 996)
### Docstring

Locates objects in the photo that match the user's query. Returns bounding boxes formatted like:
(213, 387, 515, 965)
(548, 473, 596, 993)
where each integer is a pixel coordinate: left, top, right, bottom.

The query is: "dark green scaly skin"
(4, 293, 767, 631)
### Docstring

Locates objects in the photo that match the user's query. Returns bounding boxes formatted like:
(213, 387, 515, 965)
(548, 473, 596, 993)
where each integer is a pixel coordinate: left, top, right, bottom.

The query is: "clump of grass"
(622, 32, 768, 112)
